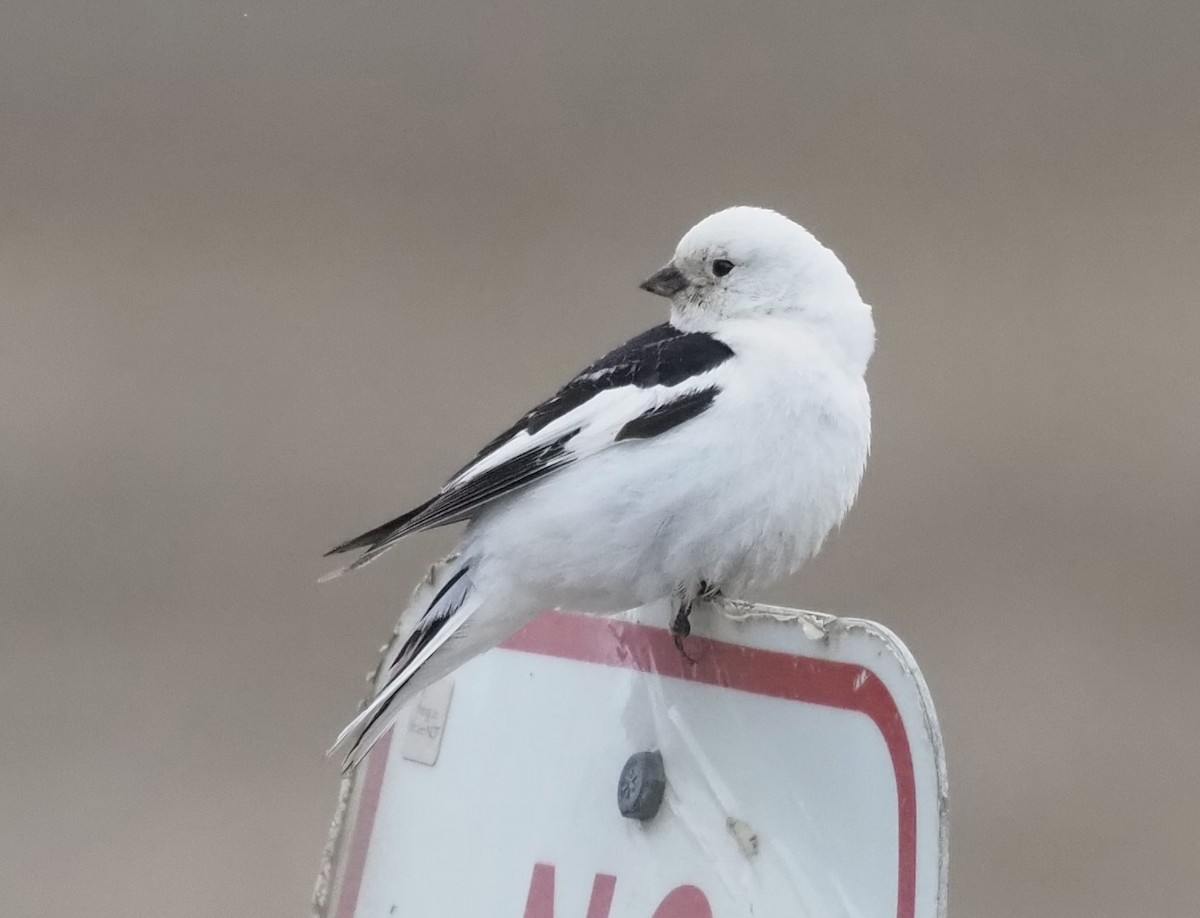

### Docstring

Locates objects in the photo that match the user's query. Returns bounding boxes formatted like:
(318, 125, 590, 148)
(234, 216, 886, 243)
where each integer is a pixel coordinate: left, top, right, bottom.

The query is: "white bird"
(324, 206, 875, 770)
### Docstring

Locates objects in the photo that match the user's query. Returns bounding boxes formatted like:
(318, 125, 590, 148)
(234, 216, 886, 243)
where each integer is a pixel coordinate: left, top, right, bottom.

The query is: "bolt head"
(617, 750, 666, 820)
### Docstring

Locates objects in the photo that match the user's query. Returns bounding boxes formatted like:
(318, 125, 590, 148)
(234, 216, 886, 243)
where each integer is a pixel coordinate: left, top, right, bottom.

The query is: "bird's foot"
(669, 595, 698, 663)
(700, 589, 755, 619)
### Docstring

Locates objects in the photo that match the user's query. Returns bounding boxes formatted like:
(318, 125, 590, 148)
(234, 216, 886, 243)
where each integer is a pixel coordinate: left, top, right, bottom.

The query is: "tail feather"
(324, 497, 436, 557)
(329, 557, 481, 771)
(318, 531, 415, 583)
(319, 497, 443, 583)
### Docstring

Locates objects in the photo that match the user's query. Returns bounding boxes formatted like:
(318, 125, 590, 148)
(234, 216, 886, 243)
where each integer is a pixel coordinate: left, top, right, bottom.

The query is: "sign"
(314, 603, 948, 918)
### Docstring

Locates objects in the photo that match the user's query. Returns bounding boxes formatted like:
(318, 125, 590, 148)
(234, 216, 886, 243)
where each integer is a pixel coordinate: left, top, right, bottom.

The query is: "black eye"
(712, 258, 734, 277)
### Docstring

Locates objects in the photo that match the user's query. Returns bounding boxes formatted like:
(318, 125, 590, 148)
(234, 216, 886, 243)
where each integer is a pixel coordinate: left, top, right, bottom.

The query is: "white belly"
(465, 334, 871, 614)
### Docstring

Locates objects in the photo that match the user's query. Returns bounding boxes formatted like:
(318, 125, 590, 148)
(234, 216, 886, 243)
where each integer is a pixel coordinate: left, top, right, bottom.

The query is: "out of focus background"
(3, 2, 1198, 916)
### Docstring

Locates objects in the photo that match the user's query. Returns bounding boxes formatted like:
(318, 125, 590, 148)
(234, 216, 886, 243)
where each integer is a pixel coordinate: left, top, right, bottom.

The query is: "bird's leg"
(670, 581, 723, 662)
(670, 586, 696, 660)
(670, 593, 692, 643)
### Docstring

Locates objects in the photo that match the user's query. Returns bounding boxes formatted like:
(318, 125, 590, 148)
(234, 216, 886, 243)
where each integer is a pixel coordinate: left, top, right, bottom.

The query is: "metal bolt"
(617, 750, 666, 821)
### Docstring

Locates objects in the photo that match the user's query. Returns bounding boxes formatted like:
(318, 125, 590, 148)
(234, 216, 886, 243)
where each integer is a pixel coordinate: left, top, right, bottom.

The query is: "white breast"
(661, 318, 871, 593)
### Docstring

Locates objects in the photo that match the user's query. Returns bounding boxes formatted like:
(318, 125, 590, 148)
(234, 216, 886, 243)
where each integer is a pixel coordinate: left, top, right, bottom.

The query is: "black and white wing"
(322, 323, 734, 577)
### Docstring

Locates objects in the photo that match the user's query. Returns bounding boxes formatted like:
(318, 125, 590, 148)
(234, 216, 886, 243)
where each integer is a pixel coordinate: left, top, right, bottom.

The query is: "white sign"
(314, 603, 948, 918)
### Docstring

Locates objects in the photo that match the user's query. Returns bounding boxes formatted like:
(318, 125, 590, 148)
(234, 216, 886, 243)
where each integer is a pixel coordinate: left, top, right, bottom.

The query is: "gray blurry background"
(3, 2, 1198, 916)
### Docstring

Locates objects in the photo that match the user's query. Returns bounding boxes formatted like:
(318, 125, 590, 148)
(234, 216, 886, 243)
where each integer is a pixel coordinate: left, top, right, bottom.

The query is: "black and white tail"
(329, 555, 483, 772)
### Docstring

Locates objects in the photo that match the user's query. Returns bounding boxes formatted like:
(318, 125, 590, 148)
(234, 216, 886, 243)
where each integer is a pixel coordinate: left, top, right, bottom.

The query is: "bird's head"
(639, 206, 874, 368)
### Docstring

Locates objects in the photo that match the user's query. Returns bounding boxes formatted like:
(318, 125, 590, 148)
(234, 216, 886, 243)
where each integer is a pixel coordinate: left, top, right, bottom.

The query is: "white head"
(639, 206, 874, 371)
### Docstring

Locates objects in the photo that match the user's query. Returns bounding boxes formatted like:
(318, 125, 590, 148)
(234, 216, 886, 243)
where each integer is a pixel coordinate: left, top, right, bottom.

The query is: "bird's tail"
(329, 554, 484, 772)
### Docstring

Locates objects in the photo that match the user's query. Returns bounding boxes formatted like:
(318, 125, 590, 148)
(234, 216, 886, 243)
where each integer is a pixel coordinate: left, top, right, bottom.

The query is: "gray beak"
(639, 263, 688, 298)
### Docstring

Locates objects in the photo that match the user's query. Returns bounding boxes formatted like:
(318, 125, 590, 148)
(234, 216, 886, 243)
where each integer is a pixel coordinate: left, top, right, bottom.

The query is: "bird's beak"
(639, 263, 688, 298)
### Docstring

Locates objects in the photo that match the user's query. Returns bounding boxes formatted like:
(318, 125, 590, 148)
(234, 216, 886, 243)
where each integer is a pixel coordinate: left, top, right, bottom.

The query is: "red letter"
(585, 874, 617, 918)
(523, 864, 618, 918)
(524, 863, 555, 918)
(652, 885, 713, 918)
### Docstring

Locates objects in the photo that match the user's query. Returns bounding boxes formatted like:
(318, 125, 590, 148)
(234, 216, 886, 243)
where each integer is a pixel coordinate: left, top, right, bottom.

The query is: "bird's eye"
(711, 258, 734, 277)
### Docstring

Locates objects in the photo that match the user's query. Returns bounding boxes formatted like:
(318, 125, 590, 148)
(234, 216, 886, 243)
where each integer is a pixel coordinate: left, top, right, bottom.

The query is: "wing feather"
(322, 323, 734, 576)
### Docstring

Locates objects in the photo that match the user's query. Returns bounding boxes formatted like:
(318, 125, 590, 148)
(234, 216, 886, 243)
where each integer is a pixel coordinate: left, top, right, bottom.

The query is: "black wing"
(324, 323, 733, 570)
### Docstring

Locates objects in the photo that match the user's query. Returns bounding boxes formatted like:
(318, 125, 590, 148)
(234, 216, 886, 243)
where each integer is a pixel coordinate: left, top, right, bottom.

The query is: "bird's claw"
(673, 630, 698, 664)
(670, 599, 698, 663)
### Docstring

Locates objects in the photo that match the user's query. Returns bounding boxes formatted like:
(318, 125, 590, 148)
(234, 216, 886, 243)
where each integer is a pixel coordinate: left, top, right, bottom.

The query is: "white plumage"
(325, 206, 875, 769)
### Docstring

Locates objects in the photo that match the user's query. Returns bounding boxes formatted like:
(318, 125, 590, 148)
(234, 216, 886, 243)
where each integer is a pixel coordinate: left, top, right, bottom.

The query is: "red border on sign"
(335, 610, 918, 918)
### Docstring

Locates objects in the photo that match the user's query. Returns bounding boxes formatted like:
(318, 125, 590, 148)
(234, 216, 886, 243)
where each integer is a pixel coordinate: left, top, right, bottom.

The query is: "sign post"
(314, 602, 948, 918)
